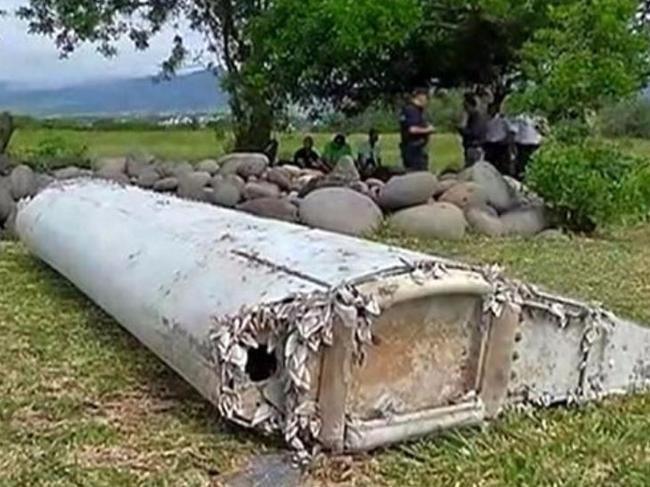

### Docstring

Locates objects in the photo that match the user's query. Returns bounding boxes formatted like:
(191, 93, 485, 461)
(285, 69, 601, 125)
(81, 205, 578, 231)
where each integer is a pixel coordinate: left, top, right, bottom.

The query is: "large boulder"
(93, 156, 126, 174)
(0, 185, 15, 224)
(439, 182, 488, 210)
(171, 161, 194, 178)
(223, 174, 246, 193)
(501, 205, 548, 237)
(2, 205, 17, 238)
(136, 166, 161, 189)
(196, 159, 220, 175)
(243, 181, 281, 200)
(390, 203, 467, 241)
(465, 205, 503, 237)
(210, 178, 242, 208)
(265, 167, 292, 191)
(237, 197, 299, 223)
(460, 161, 516, 212)
(218, 153, 269, 179)
(177, 171, 211, 201)
(378, 172, 437, 211)
(153, 177, 179, 192)
(9, 165, 37, 199)
(299, 187, 383, 236)
(125, 154, 155, 178)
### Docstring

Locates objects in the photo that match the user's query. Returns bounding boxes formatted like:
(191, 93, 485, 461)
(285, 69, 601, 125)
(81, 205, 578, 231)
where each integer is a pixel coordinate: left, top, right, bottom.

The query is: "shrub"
(599, 97, 650, 139)
(526, 138, 650, 232)
(12, 135, 89, 171)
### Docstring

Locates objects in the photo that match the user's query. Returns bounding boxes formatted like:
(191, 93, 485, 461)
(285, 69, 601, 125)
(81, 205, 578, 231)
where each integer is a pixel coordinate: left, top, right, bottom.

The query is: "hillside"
(0, 70, 228, 117)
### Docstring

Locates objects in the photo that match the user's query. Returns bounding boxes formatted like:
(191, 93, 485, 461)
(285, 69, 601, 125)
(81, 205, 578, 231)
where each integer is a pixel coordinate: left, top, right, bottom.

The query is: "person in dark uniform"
(293, 136, 321, 169)
(399, 88, 435, 172)
(458, 91, 489, 167)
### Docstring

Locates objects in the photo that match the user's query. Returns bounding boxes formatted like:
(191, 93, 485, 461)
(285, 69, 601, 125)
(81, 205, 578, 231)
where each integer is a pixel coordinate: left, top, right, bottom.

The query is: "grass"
(4, 128, 650, 485)
(9, 128, 464, 173)
(3, 223, 650, 486)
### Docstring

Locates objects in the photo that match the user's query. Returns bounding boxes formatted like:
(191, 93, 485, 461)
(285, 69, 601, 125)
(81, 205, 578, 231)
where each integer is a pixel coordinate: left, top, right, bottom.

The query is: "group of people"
(271, 87, 543, 182)
(291, 130, 387, 179)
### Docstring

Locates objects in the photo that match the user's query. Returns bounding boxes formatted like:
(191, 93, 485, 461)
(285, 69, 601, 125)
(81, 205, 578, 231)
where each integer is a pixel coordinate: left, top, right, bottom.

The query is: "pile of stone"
(0, 152, 556, 241)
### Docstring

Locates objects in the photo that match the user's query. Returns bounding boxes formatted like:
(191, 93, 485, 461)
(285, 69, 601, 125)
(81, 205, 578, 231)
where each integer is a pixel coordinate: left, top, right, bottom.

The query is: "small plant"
(526, 138, 650, 232)
(13, 135, 89, 172)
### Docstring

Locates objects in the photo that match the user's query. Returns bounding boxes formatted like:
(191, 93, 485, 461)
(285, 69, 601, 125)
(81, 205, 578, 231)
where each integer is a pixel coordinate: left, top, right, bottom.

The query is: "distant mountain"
(0, 70, 228, 117)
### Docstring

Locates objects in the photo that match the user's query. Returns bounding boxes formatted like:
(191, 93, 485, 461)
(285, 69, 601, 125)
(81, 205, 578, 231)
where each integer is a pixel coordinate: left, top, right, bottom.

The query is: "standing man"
(458, 91, 489, 167)
(399, 88, 435, 172)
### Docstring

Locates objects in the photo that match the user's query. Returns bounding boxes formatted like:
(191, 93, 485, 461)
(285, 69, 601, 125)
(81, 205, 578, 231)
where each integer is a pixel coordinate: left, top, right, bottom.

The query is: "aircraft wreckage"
(15, 179, 650, 460)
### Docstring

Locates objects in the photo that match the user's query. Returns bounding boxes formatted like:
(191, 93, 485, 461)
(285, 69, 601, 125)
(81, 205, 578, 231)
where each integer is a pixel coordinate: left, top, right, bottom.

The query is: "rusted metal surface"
(15, 179, 650, 459)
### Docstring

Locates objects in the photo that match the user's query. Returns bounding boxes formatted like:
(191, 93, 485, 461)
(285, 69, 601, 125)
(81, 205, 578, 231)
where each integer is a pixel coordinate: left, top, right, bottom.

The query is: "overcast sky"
(0, 0, 204, 89)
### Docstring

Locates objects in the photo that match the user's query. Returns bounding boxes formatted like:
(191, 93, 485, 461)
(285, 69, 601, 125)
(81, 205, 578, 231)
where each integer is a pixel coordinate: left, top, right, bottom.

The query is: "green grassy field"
(9, 128, 464, 173)
(3, 128, 650, 485)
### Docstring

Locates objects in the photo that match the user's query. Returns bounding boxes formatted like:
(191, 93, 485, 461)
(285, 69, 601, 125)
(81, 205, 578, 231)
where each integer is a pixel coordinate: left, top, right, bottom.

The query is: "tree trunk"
(0, 112, 14, 154)
(229, 83, 274, 152)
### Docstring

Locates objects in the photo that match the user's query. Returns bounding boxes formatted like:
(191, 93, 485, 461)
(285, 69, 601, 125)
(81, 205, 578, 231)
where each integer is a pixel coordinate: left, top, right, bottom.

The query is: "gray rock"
(177, 171, 211, 200)
(221, 174, 245, 192)
(125, 155, 154, 178)
(439, 182, 488, 210)
(501, 205, 548, 237)
(265, 167, 292, 191)
(210, 179, 241, 208)
(35, 173, 54, 192)
(96, 167, 130, 184)
(378, 172, 437, 211)
(218, 153, 269, 178)
(439, 171, 459, 181)
(390, 203, 467, 241)
(10, 165, 37, 199)
(349, 181, 370, 196)
(93, 156, 126, 174)
(54, 166, 84, 180)
(171, 161, 194, 178)
(136, 167, 161, 189)
(299, 187, 383, 236)
(0, 154, 12, 175)
(0, 186, 15, 223)
(460, 161, 515, 212)
(153, 177, 179, 192)
(328, 155, 360, 183)
(243, 181, 281, 200)
(237, 197, 299, 223)
(365, 178, 384, 189)
(465, 205, 504, 237)
(432, 179, 458, 198)
(220, 454, 301, 487)
(196, 159, 220, 175)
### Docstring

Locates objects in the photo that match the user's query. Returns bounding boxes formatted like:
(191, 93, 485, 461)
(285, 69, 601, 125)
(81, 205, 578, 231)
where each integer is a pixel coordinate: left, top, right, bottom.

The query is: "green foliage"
(512, 0, 650, 122)
(526, 138, 650, 232)
(599, 97, 650, 139)
(12, 135, 89, 171)
(248, 0, 422, 113)
(315, 90, 463, 134)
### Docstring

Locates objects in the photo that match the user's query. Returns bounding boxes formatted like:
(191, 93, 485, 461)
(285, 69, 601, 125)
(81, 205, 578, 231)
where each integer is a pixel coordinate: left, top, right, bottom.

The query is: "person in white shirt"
(357, 128, 383, 178)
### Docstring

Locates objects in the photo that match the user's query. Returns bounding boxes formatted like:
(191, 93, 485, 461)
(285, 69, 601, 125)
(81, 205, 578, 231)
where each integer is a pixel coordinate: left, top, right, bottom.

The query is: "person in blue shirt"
(399, 88, 435, 172)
